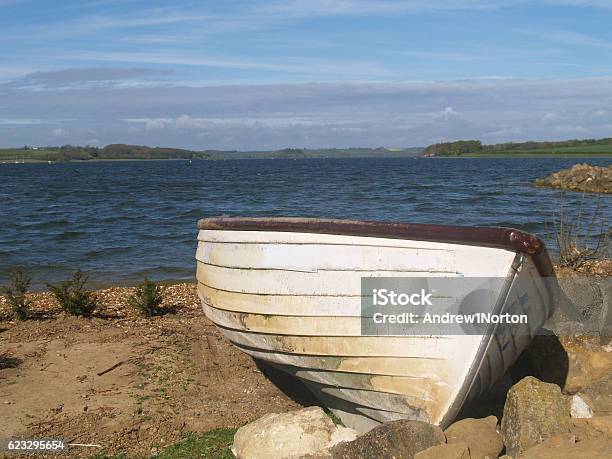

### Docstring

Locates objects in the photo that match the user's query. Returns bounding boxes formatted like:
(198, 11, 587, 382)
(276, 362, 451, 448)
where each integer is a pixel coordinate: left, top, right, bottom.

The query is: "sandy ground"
(0, 284, 304, 457)
(1, 260, 609, 457)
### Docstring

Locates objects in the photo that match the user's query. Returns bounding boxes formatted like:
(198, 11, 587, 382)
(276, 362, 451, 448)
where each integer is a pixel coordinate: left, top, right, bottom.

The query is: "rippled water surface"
(1, 157, 610, 288)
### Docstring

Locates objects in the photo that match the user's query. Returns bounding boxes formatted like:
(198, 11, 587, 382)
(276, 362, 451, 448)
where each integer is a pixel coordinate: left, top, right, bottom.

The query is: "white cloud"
(174, 115, 211, 131)
(592, 109, 608, 118)
(2, 76, 612, 149)
(482, 127, 522, 139)
(544, 0, 612, 7)
(0, 118, 45, 125)
(9, 0, 556, 47)
(56, 51, 388, 79)
(524, 29, 612, 49)
(144, 119, 169, 131)
(255, 0, 516, 18)
(553, 125, 588, 134)
(51, 128, 68, 137)
(542, 112, 560, 124)
(8, 68, 173, 90)
(134, 115, 339, 132)
(434, 106, 460, 121)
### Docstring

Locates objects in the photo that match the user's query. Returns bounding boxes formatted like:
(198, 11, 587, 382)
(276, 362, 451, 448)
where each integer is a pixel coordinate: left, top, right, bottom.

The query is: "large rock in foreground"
(500, 376, 571, 457)
(515, 334, 612, 394)
(534, 163, 611, 193)
(231, 407, 357, 459)
(560, 336, 612, 394)
(331, 419, 445, 459)
(445, 416, 502, 459)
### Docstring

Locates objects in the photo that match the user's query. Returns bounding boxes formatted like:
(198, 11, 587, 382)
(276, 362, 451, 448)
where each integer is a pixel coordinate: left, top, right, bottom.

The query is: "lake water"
(1, 157, 610, 289)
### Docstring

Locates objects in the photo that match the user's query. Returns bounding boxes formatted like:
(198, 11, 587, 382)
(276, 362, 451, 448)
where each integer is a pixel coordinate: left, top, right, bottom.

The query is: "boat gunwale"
(198, 216, 555, 277)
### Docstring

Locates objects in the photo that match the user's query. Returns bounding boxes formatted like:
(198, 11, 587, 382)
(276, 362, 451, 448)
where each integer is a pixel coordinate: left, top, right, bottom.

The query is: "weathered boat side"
(197, 217, 554, 276)
(195, 217, 556, 432)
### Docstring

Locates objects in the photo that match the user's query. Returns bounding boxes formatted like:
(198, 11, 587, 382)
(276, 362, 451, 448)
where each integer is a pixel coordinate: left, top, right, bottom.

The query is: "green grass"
(463, 144, 612, 157)
(157, 429, 237, 459)
(0, 148, 60, 161)
(86, 429, 236, 459)
(323, 407, 344, 426)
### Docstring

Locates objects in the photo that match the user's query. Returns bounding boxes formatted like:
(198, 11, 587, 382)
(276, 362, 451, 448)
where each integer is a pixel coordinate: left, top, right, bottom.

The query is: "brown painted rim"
(198, 216, 555, 277)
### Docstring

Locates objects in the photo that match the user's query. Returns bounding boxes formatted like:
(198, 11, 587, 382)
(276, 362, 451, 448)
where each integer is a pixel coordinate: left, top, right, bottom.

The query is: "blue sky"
(1, 0, 612, 149)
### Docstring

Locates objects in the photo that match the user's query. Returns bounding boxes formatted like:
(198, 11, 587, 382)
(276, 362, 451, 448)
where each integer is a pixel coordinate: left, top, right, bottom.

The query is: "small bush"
(1, 270, 31, 320)
(552, 192, 609, 269)
(128, 278, 164, 317)
(47, 270, 97, 317)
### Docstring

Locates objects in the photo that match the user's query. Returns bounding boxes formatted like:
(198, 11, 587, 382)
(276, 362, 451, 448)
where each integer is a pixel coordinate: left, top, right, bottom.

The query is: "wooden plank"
(197, 231, 516, 276)
(231, 346, 463, 378)
(215, 325, 478, 359)
(200, 299, 454, 336)
(197, 282, 363, 316)
(196, 241, 458, 272)
(198, 262, 467, 296)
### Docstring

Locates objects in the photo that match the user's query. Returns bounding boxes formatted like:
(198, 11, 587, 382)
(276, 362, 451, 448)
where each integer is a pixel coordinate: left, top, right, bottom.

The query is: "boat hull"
(195, 218, 556, 432)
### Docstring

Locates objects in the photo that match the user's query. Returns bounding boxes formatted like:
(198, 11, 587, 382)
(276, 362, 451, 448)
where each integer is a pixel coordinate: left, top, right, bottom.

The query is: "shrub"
(128, 278, 164, 317)
(552, 192, 609, 269)
(1, 270, 31, 320)
(48, 270, 97, 317)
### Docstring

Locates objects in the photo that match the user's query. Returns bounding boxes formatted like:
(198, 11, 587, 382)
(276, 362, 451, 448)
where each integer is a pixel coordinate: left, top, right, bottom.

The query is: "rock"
(231, 407, 358, 459)
(601, 280, 612, 336)
(513, 335, 569, 388)
(521, 335, 612, 394)
(445, 417, 502, 459)
(517, 433, 575, 458)
(570, 415, 612, 441)
(563, 336, 611, 393)
(500, 376, 571, 457)
(414, 442, 470, 459)
(577, 372, 612, 415)
(533, 163, 612, 194)
(570, 394, 593, 418)
(481, 415, 498, 429)
(585, 416, 612, 435)
(329, 427, 359, 447)
(330, 420, 445, 459)
(518, 437, 611, 458)
(549, 275, 607, 336)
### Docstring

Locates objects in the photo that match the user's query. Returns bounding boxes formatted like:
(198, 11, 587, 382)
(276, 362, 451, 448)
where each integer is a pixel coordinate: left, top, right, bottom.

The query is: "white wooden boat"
(195, 217, 557, 432)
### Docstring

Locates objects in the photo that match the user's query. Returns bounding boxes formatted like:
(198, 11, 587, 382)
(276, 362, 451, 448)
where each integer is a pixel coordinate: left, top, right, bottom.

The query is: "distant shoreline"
(427, 153, 612, 158)
(2, 153, 612, 163)
(5, 136, 612, 162)
(0, 145, 423, 162)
